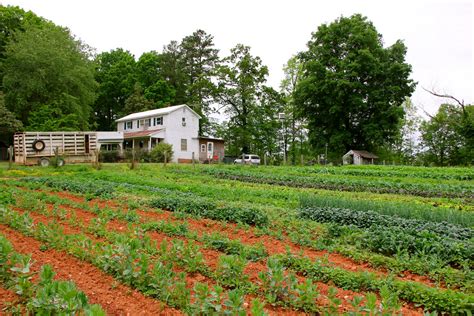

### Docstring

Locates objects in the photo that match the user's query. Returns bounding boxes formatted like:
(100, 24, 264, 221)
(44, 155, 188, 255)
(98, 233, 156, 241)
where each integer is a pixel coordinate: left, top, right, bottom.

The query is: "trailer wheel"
(39, 157, 50, 167)
(32, 139, 46, 152)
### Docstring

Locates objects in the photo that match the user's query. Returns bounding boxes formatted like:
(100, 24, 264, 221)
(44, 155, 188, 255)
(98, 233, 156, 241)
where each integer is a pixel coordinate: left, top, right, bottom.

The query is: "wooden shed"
(14, 132, 97, 166)
(198, 136, 225, 163)
(343, 150, 378, 165)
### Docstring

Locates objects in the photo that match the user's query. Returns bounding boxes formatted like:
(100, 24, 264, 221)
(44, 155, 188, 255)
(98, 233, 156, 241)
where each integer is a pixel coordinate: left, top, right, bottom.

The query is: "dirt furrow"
(0, 224, 182, 315)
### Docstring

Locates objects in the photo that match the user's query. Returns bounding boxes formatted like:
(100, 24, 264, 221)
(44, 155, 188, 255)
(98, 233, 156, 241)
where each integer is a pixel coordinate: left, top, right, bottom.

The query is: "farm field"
(0, 163, 473, 315)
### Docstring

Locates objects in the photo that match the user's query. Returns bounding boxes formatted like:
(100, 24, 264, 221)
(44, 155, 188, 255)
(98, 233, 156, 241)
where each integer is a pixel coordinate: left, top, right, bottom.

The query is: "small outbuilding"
(343, 150, 378, 165)
(197, 136, 225, 163)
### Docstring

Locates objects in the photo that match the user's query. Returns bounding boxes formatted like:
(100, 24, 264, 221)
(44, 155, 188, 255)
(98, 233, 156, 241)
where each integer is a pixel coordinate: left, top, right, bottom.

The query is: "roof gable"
(116, 104, 201, 122)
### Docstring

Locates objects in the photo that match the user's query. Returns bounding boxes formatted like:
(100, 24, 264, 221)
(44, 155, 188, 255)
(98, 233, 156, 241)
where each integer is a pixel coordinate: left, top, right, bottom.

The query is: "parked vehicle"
(234, 154, 260, 165)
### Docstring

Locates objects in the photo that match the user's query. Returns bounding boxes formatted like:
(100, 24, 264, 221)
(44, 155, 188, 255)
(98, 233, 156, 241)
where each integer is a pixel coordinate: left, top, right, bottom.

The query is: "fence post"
(164, 151, 167, 167)
(192, 152, 195, 168)
(8, 146, 13, 169)
(300, 154, 304, 166)
(264, 153, 267, 166)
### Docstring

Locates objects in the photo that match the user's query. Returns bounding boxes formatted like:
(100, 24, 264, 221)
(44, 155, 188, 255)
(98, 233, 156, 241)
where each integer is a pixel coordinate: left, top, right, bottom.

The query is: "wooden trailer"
(14, 132, 98, 166)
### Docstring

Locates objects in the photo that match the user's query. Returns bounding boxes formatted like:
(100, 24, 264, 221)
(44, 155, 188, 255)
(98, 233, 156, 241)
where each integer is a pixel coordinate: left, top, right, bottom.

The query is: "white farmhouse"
(102, 104, 224, 163)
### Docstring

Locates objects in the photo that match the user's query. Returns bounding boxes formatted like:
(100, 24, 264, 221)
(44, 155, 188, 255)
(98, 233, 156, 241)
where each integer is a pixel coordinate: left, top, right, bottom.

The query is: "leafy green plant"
(215, 255, 249, 289)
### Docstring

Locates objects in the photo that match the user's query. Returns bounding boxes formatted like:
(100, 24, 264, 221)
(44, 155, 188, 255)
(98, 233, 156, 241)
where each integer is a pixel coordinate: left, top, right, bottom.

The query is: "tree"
(420, 104, 465, 166)
(0, 92, 23, 144)
(391, 98, 421, 163)
(280, 56, 309, 164)
(136, 51, 175, 107)
(2, 22, 96, 130)
(216, 44, 270, 155)
(123, 84, 154, 115)
(93, 48, 136, 130)
(180, 29, 220, 133)
(160, 41, 187, 105)
(0, 5, 47, 86)
(295, 14, 416, 158)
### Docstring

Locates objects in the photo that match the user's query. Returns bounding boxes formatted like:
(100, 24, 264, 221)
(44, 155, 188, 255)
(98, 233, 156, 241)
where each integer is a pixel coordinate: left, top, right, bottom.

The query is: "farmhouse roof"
(344, 150, 379, 159)
(116, 104, 201, 122)
(123, 128, 165, 139)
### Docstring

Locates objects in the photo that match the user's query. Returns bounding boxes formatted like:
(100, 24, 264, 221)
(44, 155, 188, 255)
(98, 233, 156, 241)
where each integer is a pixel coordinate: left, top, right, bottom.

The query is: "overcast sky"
(4, 0, 473, 116)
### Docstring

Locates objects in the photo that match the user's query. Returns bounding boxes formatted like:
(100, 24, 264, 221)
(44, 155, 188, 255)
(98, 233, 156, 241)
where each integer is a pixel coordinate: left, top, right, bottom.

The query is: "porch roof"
(123, 128, 165, 139)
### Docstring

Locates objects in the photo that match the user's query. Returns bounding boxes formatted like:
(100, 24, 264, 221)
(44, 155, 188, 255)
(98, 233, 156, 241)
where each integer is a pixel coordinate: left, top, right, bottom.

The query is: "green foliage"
(0, 235, 105, 314)
(215, 44, 279, 155)
(420, 104, 474, 166)
(149, 143, 174, 163)
(298, 205, 473, 240)
(280, 253, 474, 314)
(295, 14, 416, 155)
(93, 48, 136, 130)
(205, 168, 473, 199)
(215, 255, 249, 289)
(149, 193, 268, 227)
(3, 22, 96, 130)
(21, 177, 115, 198)
(300, 193, 474, 227)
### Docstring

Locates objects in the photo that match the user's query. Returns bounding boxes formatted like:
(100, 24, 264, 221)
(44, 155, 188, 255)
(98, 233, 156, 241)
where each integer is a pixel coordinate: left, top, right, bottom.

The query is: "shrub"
(99, 150, 121, 162)
(150, 143, 173, 163)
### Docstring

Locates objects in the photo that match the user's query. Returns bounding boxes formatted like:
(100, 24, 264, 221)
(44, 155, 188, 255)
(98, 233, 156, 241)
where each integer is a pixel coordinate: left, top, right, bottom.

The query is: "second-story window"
(182, 117, 186, 126)
(125, 121, 132, 130)
(136, 120, 140, 128)
(145, 118, 151, 127)
(154, 117, 163, 126)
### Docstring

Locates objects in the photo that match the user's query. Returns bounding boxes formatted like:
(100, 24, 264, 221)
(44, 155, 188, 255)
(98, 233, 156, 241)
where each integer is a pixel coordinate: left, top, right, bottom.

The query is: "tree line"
(0, 5, 472, 165)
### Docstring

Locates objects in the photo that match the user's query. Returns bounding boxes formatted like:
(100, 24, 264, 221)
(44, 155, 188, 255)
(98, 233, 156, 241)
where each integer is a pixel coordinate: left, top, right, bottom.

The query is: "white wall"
(162, 107, 199, 162)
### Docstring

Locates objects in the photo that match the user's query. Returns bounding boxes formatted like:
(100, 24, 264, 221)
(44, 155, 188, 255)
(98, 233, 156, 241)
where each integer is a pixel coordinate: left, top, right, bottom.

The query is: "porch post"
(148, 137, 152, 151)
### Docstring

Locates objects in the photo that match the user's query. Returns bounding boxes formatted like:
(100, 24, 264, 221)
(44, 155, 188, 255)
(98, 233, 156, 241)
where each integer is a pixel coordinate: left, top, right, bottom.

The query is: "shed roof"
(344, 150, 379, 159)
(116, 104, 201, 122)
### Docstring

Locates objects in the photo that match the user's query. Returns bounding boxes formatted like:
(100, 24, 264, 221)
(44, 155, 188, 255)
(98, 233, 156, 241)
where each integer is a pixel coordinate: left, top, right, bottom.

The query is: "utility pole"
(279, 113, 286, 165)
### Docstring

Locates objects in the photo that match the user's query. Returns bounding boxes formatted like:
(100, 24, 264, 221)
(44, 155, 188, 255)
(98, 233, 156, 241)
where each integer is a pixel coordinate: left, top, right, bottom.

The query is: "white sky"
(3, 0, 473, 117)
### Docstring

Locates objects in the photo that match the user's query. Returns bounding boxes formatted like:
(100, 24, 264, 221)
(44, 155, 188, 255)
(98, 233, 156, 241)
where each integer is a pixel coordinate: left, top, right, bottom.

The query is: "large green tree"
(93, 48, 136, 130)
(420, 104, 473, 166)
(216, 44, 275, 155)
(180, 29, 220, 133)
(2, 22, 96, 130)
(295, 14, 416, 157)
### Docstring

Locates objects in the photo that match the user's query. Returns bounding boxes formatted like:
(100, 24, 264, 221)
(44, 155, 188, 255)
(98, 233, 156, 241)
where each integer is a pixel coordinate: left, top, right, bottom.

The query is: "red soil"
(27, 187, 438, 287)
(0, 224, 182, 315)
(0, 287, 19, 315)
(11, 187, 428, 314)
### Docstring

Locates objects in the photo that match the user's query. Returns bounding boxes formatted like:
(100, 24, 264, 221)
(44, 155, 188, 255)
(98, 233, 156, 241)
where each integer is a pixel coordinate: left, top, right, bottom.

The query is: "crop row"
(16, 177, 269, 227)
(6, 186, 474, 314)
(0, 234, 105, 315)
(298, 205, 473, 240)
(203, 169, 474, 199)
(0, 207, 426, 314)
(278, 252, 474, 314)
(229, 165, 474, 181)
(299, 207, 473, 267)
(300, 195, 474, 227)
(5, 182, 470, 291)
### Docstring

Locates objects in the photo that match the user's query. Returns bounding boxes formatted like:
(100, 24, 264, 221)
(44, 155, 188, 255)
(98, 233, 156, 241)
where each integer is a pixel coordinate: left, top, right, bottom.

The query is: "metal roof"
(344, 150, 379, 159)
(115, 104, 201, 122)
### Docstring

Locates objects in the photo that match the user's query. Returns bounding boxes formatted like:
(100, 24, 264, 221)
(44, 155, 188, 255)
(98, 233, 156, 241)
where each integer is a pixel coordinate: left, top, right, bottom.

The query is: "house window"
(207, 142, 213, 153)
(145, 118, 151, 127)
(154, 117, 163, 126)
(136, 120, 140, 128)
(200, 144, 206, 152)
(181, 139, 187, 151)
(182, 117, 186, 126)
(125, 121, 132, 130)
